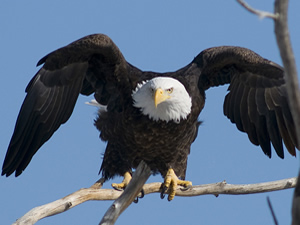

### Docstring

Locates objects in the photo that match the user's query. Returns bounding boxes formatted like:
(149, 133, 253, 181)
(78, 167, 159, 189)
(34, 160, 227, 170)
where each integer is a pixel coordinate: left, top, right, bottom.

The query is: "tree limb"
(12, 177, 296, 225)
(274, 1, 300, 144)
(235, 0, 300, 222)
(273, 0, 300, 224)
(292, 171, 300, 225)
(236, 0, 278, 19)
(99, 161, 151, 225)
(267, 196, 279, 225)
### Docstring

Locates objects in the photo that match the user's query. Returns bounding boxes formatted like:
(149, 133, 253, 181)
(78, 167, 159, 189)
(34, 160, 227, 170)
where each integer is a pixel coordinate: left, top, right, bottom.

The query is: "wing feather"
(2, 34, 132, 176)
(194, 46, 298, 158)
(3, 64, 87, 176)
(233, 81, 244, 131)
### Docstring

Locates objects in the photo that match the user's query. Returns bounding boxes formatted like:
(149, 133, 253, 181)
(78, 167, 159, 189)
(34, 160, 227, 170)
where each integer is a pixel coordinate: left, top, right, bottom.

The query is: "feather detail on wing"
(194, 46, 298, 158)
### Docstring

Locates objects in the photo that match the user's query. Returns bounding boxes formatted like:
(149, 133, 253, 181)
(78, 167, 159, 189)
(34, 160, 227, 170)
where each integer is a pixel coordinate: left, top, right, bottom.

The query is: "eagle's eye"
(166, 88, 173, 94)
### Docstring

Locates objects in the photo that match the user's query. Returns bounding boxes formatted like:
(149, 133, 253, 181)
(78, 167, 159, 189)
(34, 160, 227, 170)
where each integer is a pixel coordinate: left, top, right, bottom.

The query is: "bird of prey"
(2, 34, 298, 201)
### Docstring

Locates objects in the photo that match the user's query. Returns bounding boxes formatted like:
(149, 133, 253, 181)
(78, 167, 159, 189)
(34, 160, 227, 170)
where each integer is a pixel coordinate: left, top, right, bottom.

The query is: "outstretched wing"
(194, 46, 299, 158)
(2, 34, 132, 177)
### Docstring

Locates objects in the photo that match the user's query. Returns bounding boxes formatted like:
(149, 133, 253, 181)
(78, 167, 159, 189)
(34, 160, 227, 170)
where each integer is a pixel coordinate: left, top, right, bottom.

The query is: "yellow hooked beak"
(154, 88, 171, 108)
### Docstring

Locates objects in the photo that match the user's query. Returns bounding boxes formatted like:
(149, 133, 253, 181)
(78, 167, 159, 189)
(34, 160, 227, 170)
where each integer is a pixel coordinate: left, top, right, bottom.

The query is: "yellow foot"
(112, 172, 132, 191)
(161, 168, 192, 201)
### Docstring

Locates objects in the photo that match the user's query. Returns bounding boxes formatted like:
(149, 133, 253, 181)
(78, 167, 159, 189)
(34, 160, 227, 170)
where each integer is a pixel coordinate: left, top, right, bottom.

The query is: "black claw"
(139, 189, 145, 199)
(160, 192, 165, 199)
(160, 186, 167, 199)
(133, 197, 139, 203)
(113, 186, 124, 191)
(133, 189, 145, 204)
(180, 185, 192, 192)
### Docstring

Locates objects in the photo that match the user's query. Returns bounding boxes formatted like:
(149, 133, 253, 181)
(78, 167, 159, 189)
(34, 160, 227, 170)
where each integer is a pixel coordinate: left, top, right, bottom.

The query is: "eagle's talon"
(180, 184, 192, 191)
(111, 172, 132, 191)
(112, 186, 124, 191)
(138, 189, 145, 199)
(162, 168, 192, 201)
(133, 197, 139, 203)
(160, 186, 167, 199)
(133, 189, 144, 203)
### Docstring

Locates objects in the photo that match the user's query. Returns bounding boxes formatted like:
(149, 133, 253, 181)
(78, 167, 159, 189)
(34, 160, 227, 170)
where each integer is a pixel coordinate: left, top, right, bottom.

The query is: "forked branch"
(236, 0, 278, 19)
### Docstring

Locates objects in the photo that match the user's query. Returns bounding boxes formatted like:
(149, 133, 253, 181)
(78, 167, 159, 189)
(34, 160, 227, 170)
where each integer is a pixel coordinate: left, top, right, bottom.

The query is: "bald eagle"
(2, 34, 299, 201)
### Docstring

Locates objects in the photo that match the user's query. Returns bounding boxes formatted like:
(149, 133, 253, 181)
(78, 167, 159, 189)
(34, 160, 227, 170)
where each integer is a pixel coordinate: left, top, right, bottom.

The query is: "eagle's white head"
(132, 77, 192, 123)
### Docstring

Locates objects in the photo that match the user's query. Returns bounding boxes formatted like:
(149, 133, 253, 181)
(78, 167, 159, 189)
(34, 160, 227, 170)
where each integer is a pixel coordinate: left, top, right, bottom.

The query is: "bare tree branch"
(237, 0, 300, 222)
(267, 196, 279, 225)
(236, 0, 278, 19)
(99, 161, 151, 225)
(272, 0, 300, 224)
(292, 171, 300, 225)
(12, 177, 296, 225)
(274, 0, 300, 142)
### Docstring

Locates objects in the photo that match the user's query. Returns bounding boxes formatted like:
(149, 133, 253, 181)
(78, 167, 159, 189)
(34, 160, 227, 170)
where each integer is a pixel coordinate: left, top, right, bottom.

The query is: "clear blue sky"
(1, 1, 300, 224)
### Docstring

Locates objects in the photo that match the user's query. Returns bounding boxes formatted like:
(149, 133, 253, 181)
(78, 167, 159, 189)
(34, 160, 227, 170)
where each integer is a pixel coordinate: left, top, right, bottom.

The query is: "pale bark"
(99, 161, 151, 225)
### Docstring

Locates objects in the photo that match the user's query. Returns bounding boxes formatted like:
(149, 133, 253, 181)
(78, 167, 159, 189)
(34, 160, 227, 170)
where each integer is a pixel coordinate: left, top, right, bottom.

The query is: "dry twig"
(267, 196, 279, 225)
(236, 0, 278, 19)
